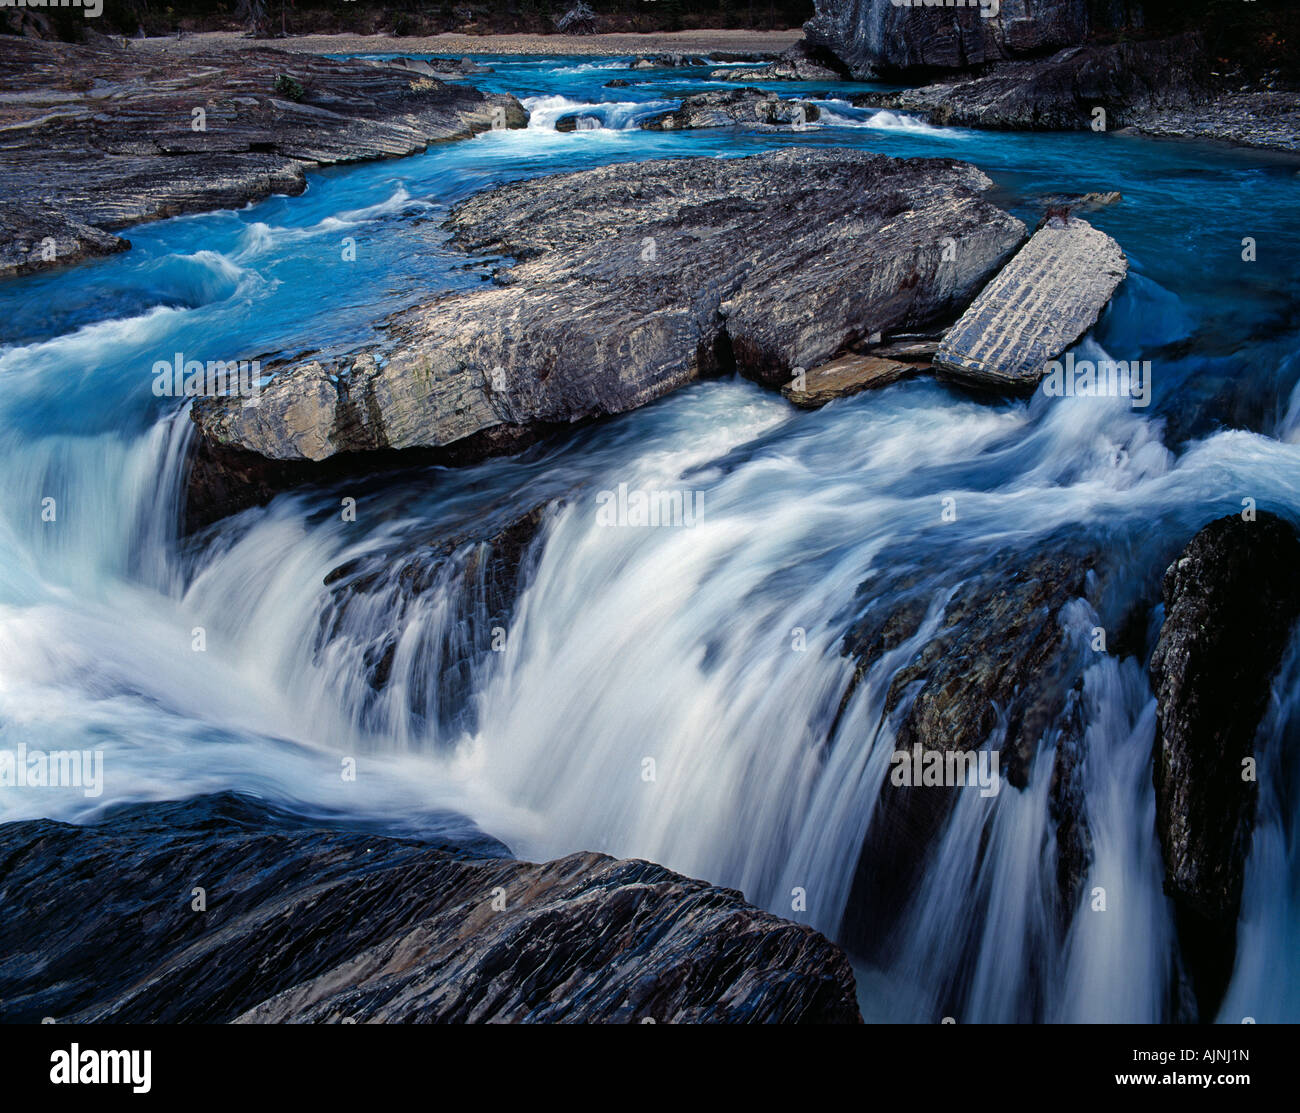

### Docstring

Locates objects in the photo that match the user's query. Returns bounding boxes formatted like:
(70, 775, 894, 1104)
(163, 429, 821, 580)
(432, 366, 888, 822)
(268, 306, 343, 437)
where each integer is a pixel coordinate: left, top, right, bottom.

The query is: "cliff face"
(804, 0, 1141, 76)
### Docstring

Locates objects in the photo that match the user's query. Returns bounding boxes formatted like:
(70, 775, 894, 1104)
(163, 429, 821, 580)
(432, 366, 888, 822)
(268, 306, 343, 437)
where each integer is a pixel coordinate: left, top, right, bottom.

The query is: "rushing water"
(2, 54, 1298, 1022)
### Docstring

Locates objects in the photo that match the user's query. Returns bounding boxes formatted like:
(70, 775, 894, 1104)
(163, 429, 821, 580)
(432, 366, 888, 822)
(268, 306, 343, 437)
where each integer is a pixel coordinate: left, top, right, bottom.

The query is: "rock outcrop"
(0, 37, 526, 277)
(188, 149, 1026, 522)
(934, 216, 1127, 391)
(0, 793, 862, 1024)
(1149, 512, 1300, 1019)
(803, 0, 1099, 77)
(858, 35, 1208, 131)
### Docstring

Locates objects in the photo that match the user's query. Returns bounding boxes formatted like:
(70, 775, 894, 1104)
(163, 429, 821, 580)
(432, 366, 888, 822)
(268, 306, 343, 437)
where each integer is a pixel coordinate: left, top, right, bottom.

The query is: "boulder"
(711, 42, 845, 82)
(934, 216, 1127, 392)
(188, 149, 1027, 522)
(1149, 512, 1300, 1018)
(639, 88, 823, 130)
(0, 38, 527, 277)
(0, 793, 863, 1024)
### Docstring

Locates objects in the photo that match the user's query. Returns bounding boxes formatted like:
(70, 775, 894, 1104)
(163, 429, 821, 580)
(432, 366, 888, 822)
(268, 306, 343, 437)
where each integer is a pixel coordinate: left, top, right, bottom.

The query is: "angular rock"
(0, 202, 130, 276)
(0, 37, 527, 277)
(1149, 512, 1300, 1018)
(189, 149, 1026, 521)
(781, 353, 922, 409)
(639, 88, 822, 130)
(632, 52, 708, 69)
(804, 0, 1094, 77)
(934, 216, 1127, 391)
(858, 36, 1208, 131)
(711, 41, 844, 82)
(0, 793, 862, 1024)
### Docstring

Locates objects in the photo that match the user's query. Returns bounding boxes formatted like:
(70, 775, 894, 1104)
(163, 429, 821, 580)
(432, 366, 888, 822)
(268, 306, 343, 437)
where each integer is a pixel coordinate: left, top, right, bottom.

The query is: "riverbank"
(127, 28, 804, 59)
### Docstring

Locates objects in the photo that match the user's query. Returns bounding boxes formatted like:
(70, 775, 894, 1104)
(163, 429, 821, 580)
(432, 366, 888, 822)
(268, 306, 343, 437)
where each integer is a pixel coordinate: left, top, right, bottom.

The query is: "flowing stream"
(1, 55, 1298, 1022)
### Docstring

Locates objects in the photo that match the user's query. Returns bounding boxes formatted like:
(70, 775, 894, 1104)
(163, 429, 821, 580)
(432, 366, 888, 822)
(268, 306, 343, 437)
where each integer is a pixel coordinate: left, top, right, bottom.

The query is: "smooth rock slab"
(933, 216, 1127, 391)
(781, 354, 922, 408)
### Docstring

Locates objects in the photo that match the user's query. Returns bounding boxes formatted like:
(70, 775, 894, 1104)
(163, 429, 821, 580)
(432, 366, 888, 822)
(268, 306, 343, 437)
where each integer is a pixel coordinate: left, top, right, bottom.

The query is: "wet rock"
(837, 535, 1102, 951)
(0, 37, 527, 277)
(934, 216, 1127, 392)
(1149, 511, 1300, 1018)
(858, 35, 1207, 131)
(632, 53, 708, 69)
(317, 502, 552, 734)
(781, 354, 922, 409)
(711, 42, 844, 82)
(604, 78, 632, 88)
(0, 793, 862, 1024)
(0, 202, 130, 276)
(189, 148, 1025, 520)
(639, 88, 823, 130)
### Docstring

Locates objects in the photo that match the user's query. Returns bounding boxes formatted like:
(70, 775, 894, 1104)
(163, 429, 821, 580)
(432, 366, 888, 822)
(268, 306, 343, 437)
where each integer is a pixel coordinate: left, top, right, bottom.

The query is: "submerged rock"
(0, 793, 862, 1024)
(934, 216, 1127, 391)
(1149, 512, 1300, 1018)
(0, 38, 526, 277)
(189, 148, 1026, 521)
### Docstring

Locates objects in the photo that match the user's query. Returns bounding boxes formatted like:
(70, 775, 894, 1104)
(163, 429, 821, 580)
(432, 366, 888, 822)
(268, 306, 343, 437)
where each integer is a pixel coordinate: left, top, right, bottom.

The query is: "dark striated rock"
(0, 793, 862, 1024)
(781, 353, 923, 408)
(0, 202, 130, 276)
(639, 88, 823, 130)
(804, 0, 1097, 77)
(0, 38, 527, 278)
(188, 149, 1026, 521)
(1149, 512, 1300, 1019)
(859, 35, 1208, 131)
(837, 536, 1102, 951)
(934, 216, 1127, 391)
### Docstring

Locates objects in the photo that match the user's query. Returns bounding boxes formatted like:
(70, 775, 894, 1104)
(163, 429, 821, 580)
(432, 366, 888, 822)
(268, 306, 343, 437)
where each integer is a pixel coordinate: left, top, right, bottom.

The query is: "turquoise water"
(0, 55, 1297, 1022)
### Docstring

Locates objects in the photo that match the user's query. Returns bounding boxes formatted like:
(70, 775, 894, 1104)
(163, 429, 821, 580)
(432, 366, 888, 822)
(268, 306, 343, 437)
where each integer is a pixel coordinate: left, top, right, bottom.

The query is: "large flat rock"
(189, 148, 1026, 522)
(0, 793, 862, 1024)
(0, 37, 526, 276)
(933, 216, 1127, 391)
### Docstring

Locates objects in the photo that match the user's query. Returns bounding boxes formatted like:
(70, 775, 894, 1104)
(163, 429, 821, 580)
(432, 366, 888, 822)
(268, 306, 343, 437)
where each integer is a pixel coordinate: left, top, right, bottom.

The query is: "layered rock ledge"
(934, 215, 1128, 391)
(187, 148, 1027, 523)
(0, 37, 526, 277)
(0, 793, 861, 1024)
